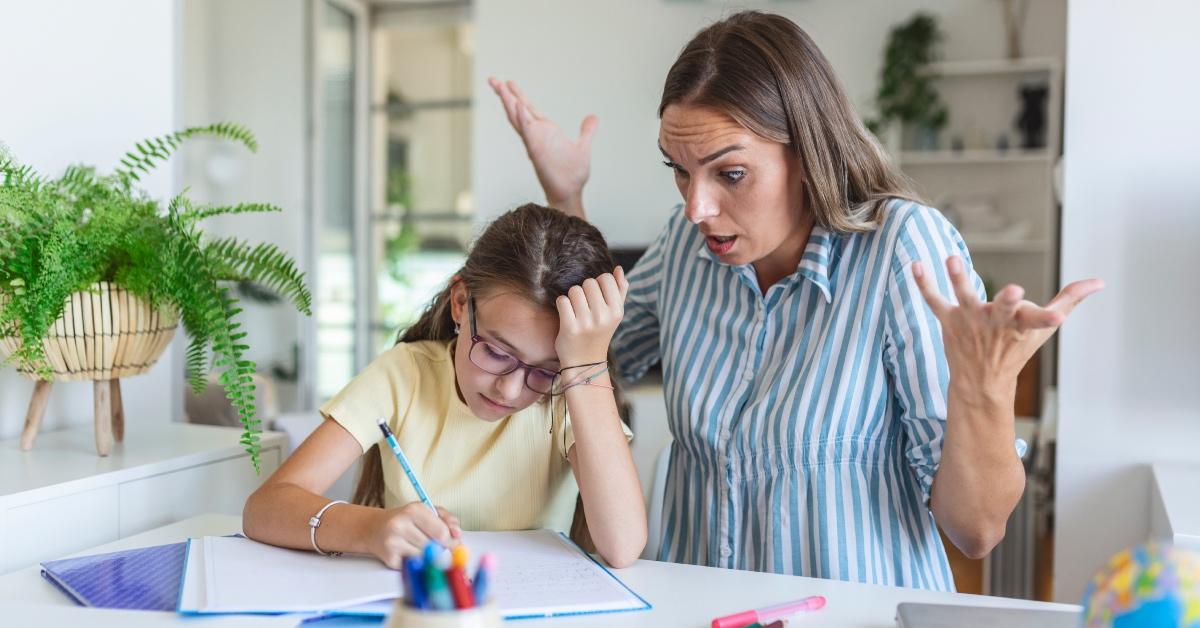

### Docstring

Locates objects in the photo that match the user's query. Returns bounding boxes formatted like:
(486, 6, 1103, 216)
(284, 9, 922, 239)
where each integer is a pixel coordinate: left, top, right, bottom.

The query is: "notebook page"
(461, 529, 648, 618)
(177, 538, 206, 612)
(189, 536, 399, 613)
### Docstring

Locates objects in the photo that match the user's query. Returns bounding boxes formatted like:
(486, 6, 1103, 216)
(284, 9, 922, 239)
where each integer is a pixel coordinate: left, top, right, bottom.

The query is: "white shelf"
(929, 57, 1059, 77)
(898, 149, 1053, 165)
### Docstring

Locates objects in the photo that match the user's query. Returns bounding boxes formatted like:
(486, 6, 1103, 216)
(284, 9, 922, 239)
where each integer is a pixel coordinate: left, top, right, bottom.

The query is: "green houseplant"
(0, 124, 311, 471)
(868, 13, 949, 150)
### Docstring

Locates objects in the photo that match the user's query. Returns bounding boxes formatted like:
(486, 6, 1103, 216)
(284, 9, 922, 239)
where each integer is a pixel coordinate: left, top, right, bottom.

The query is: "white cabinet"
(117, 447, 283, 537)
(2, 486, 121, 572)
(1151, 463, 1200, 551)
(0, 423, 283, 573)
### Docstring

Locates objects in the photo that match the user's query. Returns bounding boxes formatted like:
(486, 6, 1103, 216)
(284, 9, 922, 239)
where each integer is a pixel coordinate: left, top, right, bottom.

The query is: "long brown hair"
(353, 203, 626, 547)
(660, 10, 918, 233)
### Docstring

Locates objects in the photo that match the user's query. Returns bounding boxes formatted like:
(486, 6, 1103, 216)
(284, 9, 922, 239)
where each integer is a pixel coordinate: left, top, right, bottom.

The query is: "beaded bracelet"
(561, 364, 612, 392)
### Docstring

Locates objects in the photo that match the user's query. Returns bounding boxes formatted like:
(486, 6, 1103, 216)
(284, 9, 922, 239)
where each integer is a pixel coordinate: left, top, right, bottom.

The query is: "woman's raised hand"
(912, 255, 1104, 399)
(488, 77, 597, 218)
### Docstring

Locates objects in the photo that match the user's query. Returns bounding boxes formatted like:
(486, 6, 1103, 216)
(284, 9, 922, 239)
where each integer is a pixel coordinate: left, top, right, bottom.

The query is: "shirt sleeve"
(554, 394, 635, 461)
(612, 215, 670, 382)
(882, 204, 987, 505)
(319, 344, 419, 453)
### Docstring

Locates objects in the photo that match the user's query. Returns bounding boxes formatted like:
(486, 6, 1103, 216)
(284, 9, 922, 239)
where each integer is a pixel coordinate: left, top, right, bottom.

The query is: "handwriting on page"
(499, 560, 614, 593)
(459, 529, 643, 615)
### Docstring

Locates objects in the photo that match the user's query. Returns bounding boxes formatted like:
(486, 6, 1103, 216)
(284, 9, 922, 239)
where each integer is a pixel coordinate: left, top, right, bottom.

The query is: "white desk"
(0, 514, 1079, 627)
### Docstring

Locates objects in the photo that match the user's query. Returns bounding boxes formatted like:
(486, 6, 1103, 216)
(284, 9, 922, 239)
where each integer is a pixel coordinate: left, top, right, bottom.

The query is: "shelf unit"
(892, 57, 1063, 412)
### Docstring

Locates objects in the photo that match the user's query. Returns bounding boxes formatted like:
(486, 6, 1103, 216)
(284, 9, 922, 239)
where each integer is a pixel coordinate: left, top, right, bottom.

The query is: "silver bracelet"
(308, 499, 347, 557)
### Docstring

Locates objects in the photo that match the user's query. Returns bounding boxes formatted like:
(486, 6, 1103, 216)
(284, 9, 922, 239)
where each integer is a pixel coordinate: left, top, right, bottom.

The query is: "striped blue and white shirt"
(614, 199, 985, 591)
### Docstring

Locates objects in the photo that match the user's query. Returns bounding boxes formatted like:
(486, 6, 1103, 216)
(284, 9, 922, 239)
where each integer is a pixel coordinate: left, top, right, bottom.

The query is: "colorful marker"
(711, 595, 824, 628)
(472, 553, 497, 605)
(401, 556, 427, 609)
(423, 543, 455, 611)
(447, 544, 476, 609)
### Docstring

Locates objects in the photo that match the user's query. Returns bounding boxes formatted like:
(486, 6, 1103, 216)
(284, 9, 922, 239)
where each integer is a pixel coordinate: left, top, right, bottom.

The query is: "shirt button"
(719, 546, 732, 558)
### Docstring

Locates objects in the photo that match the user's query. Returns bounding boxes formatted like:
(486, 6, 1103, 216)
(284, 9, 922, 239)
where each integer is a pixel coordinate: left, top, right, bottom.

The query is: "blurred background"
(2, 0, 1198, 607)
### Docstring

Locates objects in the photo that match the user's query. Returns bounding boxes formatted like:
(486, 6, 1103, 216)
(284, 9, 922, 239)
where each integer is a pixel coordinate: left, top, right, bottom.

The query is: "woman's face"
(449, 283, 560, 422)
(659, 104, 810, 269)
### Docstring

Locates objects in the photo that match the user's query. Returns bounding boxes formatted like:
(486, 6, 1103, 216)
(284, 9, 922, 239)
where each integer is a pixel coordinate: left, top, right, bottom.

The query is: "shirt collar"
(695, 224, 835, 303)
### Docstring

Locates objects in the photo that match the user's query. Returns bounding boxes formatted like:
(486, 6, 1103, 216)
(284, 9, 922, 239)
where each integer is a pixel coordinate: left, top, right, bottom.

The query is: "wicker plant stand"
(0, 282, 178, 455)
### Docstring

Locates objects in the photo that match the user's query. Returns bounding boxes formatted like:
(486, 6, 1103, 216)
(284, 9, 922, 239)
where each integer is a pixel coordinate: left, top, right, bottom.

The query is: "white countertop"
(0, 423, 285, 506)
(0, 514, 1081, 627)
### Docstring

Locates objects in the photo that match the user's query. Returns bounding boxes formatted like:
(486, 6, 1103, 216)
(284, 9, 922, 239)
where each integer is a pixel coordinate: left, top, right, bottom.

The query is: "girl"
(243, 203, 647, 569)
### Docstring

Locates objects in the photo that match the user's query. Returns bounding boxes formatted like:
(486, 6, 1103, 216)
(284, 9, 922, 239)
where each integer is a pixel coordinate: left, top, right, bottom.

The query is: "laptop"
(896, 602, 1082, 627)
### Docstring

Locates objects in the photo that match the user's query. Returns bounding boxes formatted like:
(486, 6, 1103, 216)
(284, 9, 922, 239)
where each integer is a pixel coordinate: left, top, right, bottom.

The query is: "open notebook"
(178, 529, 650, 619)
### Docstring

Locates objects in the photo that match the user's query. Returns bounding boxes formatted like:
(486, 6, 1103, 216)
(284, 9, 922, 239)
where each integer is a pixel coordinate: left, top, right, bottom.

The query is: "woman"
(490, 11, 1101, 590)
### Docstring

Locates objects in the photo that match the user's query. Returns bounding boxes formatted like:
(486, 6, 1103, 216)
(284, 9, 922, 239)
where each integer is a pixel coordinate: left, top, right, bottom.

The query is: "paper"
(178, 537, 398, 614)
(178, 529, 648, 619)
(463, 529, 649, 618)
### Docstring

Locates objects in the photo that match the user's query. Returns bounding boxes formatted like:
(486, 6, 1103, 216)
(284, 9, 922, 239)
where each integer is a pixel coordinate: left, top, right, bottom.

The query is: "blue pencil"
(376, 418, 438, 516)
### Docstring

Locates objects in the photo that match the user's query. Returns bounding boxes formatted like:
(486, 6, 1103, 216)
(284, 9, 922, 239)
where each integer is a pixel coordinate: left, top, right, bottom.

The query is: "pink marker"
(710, 595, 826, 628)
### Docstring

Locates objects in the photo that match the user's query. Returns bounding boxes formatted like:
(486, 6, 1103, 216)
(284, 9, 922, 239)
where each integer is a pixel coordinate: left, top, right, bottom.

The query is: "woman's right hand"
(488, 76, 597, 218)
(368, 503, 462, 569)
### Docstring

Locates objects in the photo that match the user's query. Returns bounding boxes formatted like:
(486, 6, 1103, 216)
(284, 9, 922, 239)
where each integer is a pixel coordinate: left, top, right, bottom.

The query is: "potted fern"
(0, 124, 311, 471)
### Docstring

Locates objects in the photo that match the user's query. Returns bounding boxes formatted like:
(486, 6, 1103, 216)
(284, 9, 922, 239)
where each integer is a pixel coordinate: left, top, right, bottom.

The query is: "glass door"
(308, 0, 369, 404)
(369, 4, 474, 353)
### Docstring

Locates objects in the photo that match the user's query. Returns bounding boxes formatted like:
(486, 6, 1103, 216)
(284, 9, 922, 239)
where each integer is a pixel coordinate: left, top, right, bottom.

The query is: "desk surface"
(0, 514, 1079, 628)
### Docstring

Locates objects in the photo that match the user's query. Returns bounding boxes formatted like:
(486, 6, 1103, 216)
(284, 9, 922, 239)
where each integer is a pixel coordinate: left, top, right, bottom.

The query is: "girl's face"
(449, 283, 561, 422)
(658, 104, 811, 271)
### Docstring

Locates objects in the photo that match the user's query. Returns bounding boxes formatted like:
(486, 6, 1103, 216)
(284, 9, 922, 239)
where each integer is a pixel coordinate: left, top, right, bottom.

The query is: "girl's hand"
(555, 267, 629, 367)
(488, 76, 597, 216)
(367, 503, 462, 569)
(912, 255, 1104, 403)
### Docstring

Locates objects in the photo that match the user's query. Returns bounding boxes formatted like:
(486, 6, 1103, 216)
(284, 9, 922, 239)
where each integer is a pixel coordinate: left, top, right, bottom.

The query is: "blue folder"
(40, 541, 187, 611)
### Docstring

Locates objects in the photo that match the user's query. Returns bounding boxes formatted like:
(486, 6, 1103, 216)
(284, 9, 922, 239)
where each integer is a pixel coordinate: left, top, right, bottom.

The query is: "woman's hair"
(353, 204, 626, 549)
(659, 10, 918, 233)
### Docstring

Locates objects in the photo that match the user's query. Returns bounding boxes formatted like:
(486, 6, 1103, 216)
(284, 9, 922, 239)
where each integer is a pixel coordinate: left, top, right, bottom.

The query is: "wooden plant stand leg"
(19, 380, 54, 451)
(111, 379, 125, 443)
(94, 379, 113, 456)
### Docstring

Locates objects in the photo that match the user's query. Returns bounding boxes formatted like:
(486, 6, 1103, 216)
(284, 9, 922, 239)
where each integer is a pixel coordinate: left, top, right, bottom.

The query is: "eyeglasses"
(465, 297, 562, 395)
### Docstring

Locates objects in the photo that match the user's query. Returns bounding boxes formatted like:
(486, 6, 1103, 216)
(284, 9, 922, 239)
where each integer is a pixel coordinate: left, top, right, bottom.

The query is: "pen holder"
(386, 600, 502, 628)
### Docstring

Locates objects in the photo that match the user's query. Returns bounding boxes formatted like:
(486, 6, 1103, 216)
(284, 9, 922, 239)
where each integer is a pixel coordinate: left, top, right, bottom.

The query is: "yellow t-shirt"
(320, 339, 630, 532)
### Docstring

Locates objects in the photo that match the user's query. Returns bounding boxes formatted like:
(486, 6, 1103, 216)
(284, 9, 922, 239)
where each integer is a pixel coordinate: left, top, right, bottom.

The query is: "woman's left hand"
(912, 255, 1104, 397)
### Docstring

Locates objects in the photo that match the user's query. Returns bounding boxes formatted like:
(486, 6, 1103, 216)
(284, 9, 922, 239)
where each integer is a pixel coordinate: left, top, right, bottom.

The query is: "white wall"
(0, 0, 181, 439)
(181, 0, 308, 413)
(1054, 0, 1200, 603)
(472, 0, 1065, 246)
